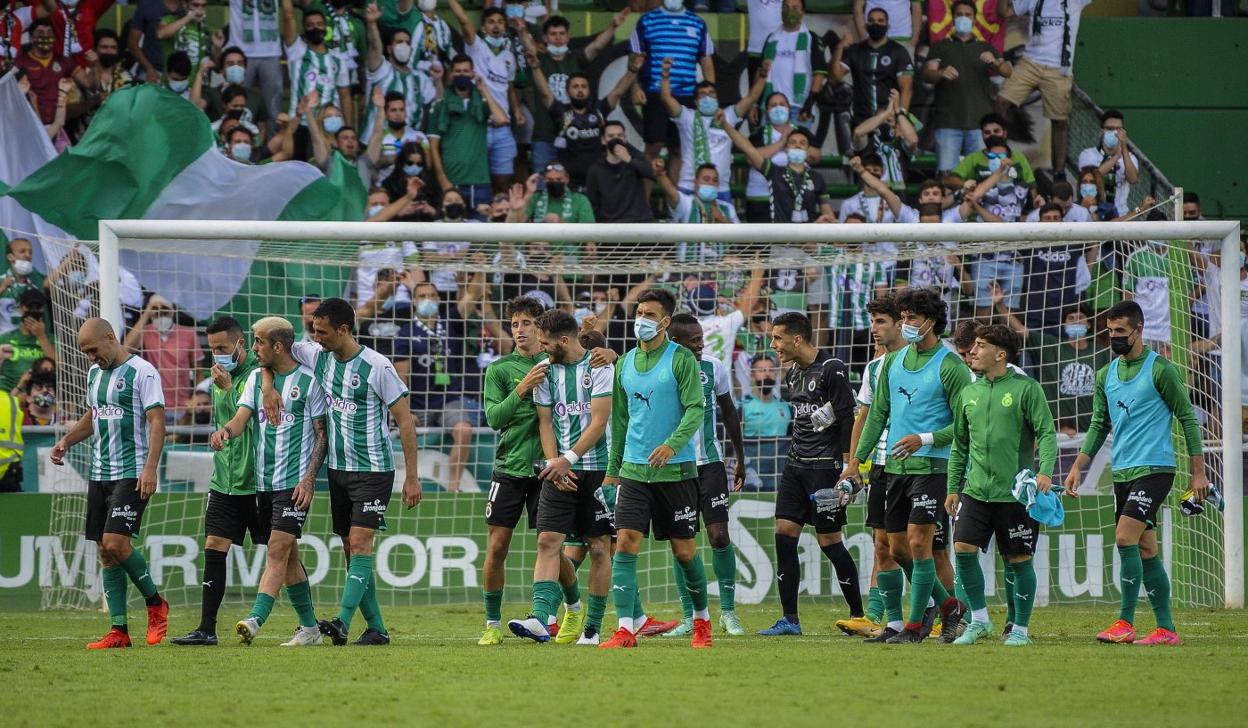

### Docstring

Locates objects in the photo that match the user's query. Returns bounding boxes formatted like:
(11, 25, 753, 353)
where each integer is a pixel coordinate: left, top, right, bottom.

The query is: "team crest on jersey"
(1001, 392, 1014, 408)
(699, 370, 709, 385)
(880, 55, 892, 67)
(807, 378, 817, 392)
(114, 377, 126, 391)
(350, 372, 361, 388)
(289, 385, 301, 401)
(582, 373, 592, 388)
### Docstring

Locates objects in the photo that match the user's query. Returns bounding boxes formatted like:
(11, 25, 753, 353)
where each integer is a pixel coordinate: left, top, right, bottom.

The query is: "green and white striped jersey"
(86, 355, 164, 481)
(238, 365, 327, 492)
(857, 355, 887, 465)
(292, 342, 407, 473)
(692, 356, 731, 466)
(533, 354, 613, 471)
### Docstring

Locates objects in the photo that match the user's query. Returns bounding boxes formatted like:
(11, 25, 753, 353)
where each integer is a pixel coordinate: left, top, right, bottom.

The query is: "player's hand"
(945, 493, 960, 517)
(1035, 473, 1053, 495)
(210, 363, 232, 390)
(208, 428, 230, 451)
(603, 475, 620, 486)
(553, 473, 578, 493)
(262, 384, 283, 424)
(516, 360, 549, 398)
(402, 472, 423, 507)
(648, 444, 675, 469)
(1189, 470, 1210, 503)
(1063, 468, 1081, 498)
(540, 456, 577, 483)
(733, 459, 745, 492)
(838, 458, 861, 486)
(589, 347, 617, 368)
(891, 434, 923, 460)
(138, 465, 158, 500)
(50, 439, 68, 465)
(293, 480, 314, 510)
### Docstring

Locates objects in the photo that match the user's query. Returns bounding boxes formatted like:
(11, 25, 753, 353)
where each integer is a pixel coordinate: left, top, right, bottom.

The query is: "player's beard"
(550, 343, 566, 363)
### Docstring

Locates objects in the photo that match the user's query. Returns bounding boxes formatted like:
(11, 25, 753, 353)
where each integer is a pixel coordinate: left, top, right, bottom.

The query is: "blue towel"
(1012, 469, 1065, 527)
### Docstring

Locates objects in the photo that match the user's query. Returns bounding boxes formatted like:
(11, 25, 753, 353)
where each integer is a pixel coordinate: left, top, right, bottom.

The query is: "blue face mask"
(546, 44, 568, 56)
(1102, 129, 1119, 150)
(213, 345, 240, 372)
(322, 116, 344, 134)
(697, 95, 718, 117)
(505, 4, 525, 18)
(224, 65, 246, 85)
(768, 106, 789, 126)
(953, 16, 974, 35)
(987, 156, 1002, 172)
(230, 143, 252, 163)
(1079, 183, 1098, 200)
(1064, 323, 1089, 339)
(404, 163, 423, 176)
(416, 299, 439, 318)
(697, 184, 718, 202)
(634, 316, 660, 342)
(786, 147, 807, 166)
(901, 322, 926, 343)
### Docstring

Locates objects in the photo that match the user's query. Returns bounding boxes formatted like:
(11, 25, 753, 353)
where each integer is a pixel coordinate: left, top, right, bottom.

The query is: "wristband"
(919, 432, 935, 447)
(562, 450, 580, 466)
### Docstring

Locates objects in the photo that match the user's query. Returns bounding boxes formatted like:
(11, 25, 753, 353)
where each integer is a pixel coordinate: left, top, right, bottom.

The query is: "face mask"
(392, 42, 413, 64)
(505, 4, 525, 19)
(1102, 130, 1119, 150)
(987, 157, 1001, 172)
(634, 316, 660, 342)
(663, 0, 684, 12)
(1064, 323, 1088, 339)
(443, 202, 465, 220)
(491, 214, 507, 222)
(404, 163, 423, 176)
(419, 0, 437, 12)
(12, 260, 33, 277)
(230, 142, 252, 162)
(768, 106, 789, 126)
(782, 9, 802, 26)
(452, 74, 474, 92)
(194, 410, 212, 425)
(547, 44, 569, 56)
(416, 299, 439, 318)
(154, 315, 175, 334)
(573, 308, 593, 327)
(697, 184, 718, 202)
(168, 79, 189, 93)
(954, 16, 974, 35)
(368, 204, 385, 217)
(594, 302, 608, 315)
(901, 322, 926, 343)
(31, 391, 55, 409)
(786, 147, 807, 166)
(322, 116, 344, 134)
(484, 34, 508, 49)
(1079, 183, 1098, 200)
(305, 29, 326, 46)
(213, 347, 240, 372)
(866, 23, 888, 41)
(697, 95, 718, 117)
(1108, 333, 1133, 356)
(98, 52, 120, 68)
(546, 181, 566, 198)
(224, 65, 246, 84)
(757, 377, 776, 389)
(387, 118, 407, 130)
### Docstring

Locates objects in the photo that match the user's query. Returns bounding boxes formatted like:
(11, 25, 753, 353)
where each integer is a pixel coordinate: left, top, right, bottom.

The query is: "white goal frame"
(97, 218, 1244, 608)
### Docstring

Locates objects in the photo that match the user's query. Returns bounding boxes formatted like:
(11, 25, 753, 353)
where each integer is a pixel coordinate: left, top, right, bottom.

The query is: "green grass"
(2, 605, 1246, 727)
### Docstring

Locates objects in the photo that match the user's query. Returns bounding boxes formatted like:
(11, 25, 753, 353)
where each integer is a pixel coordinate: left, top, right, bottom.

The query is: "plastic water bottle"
(810, 480, 856, 508)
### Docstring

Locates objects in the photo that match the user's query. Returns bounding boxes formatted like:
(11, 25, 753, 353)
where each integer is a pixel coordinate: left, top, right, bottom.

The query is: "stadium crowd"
(0, 0, 1240, 493)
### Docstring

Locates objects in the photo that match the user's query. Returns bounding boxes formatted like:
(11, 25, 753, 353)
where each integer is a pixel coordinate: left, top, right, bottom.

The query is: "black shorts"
(776, 463, 846, 534)
(615, 478, 700, 541)
(697, 462, 731, 526)
(1114, 472, 1174, 530)
(204, 491, 269, 545)
(642, 94, 685, 145)
(328, 469, 393, 540)
(85, 479, 147, 542)
(865, 464, 888, 529)
(885, 473, 949, 550)
(486, 471, 541, 530)
(260, 490, 309, 538)
(953, 495, 1037, 557)
(537, 470, 613, 539)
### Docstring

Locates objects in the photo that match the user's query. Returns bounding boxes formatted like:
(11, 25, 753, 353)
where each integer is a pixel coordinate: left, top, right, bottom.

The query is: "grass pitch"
(2, 604, 1246, 727)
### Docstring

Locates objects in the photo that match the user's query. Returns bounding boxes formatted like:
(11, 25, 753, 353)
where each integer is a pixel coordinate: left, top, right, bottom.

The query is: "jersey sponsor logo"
(281, 506, 307, 520)
(361, 498, 387, 514)
(258, 409, 296, 425)
(632, 390, 653, 409)
(1001, 392, 1014, 408)
(911, 493, 938, 517)
(94, 405, 126, 420)
(792, 401, 825, 417)
(1126, 491, 1153, 510)
(710, 492, 729, 510)
(110, 504, 138, 521)
(329, 396, 359, 414)
(1007, 523, 1034, 543)
(673, 506, 697, 523)
(553, 400, 593, 417)
(1059, 362, 1096, 397)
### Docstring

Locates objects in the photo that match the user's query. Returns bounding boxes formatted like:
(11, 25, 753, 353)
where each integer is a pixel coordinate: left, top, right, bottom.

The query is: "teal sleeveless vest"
(1106, 351, 1176, 470)
(619, 341, 696, 466)
(885, 344, 953, 460)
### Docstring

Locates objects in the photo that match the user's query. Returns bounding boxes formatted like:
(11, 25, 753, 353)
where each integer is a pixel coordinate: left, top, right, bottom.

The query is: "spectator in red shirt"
(927, 0, 1006, 53)
(15, 17, 73, 123)
(121, 294, 205, 416)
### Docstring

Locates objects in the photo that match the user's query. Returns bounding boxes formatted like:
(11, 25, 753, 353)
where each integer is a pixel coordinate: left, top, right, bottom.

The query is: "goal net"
(36, 211, 1243, 615)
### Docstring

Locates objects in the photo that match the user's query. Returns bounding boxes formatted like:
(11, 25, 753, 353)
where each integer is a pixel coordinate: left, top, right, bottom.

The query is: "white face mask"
(663, 0, 684, 11)
(418, 0, 437, 12)
(11, 260, 33, 277)
(392, 42, 412, 64)
(154, 315, 175, 334)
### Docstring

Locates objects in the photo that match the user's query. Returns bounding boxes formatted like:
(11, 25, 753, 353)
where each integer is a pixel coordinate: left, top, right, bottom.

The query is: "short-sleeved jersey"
(291, 341, 407, 472)
(534, 353, 613, 471)
(229, 0, 281, 59)
(466, 37, 516, 116)
(238, 365, 327, 491)
(857, 355, 889, 464)
(363, 60, 435, 142)
(630, 8, 714, 96)
(284, 37, 351, 116)
(840, 40, 914, 121)
(86, 355, 165, 481)
(780, 350, 855, 469)
(692, 356, 732, 465)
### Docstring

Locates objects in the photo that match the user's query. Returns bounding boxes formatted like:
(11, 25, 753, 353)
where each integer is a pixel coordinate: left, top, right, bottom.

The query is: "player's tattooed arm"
(295, 418, 326, 510)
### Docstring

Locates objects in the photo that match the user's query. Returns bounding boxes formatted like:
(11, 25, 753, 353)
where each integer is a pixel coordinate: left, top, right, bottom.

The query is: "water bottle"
(810, 480, 856, 508)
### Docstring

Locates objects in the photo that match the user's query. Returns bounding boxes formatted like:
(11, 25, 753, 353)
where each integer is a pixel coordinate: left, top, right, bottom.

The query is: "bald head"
(78, 318, 121, 368)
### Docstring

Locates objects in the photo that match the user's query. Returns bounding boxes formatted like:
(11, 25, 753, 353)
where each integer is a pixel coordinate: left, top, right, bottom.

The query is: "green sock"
(358, 572, 386, 633)
(953, 564, 972, 624)
(484, 589, 503, 624)
(562, 576, 580, 607)
(671, 555, 693, 620)
(1004, 561, 1017, 624)
(866, 586, 884, 623)
(906, 558, 936, 626)
(587, 594, 608, 632)
(337, 554, 374, 628)
(877, 568, 905, 624)
(531, 580, 562, 623)
(1117, 545, 1143, 624)
(931, 571, 951, 604)
(567, 556, 583, 572)
(102, 565, 129, 628)
(119, 550, 158, 600)
(249, 592, 276, 626)
(677, 556, 710, 613)
(1012, 559, 1037, 629)
(712, 546, 737, 612)
(1142, 556, 1175, 632)
(285, 580, 317, 629)
(632, 586, 646, 621)
(611, 553, 638, 628)
(955, 552, 987, 614)
(899, 558, 913, 581)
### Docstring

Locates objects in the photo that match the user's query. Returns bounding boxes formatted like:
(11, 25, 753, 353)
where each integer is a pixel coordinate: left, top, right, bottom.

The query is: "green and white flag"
(0, 79, 364, 321)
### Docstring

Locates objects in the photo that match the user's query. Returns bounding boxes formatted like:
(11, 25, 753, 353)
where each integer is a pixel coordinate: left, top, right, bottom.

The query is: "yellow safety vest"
(0, 391, 25, 478)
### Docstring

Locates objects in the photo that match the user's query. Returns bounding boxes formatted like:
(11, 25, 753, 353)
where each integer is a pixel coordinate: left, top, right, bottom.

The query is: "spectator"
(1075, 167, 1116, 221)
(164, 50, 194, 99)
(924, 0, 1011, 174)
(0, 238, 45, 335)
(370, 91, 429, 182)
(855, 0, 922, 48)
(951, 112, 1037, 189)
(76, 29, 132, 118)
(839, 152, 900, 223)
(427, 54, 509, 210)
(927, 0, 1006, 53)
(522, 10, 630, 173)
(1183, 191, 1203, 222)
(965, 142, 1024, 319)
(744, 93, 799, 223)
(0, 382, 21, 492)
(1123, 232, 1191, 350)
(298, 293, 321, 342)
(516, 162, 595, 224)
(746, 0, 784, 80)
(830, 7, 914, 127)
(1018, 202, 1093, 335)
(308, 93, 376, 188)
(851, 88, 918, 188)
(380, 142, 440, 214)
(975, 137, 1029, 222)
(356, 267, 415, 362)
(724, 123, 834, 223)
(196, 48, 271, 134)
(281, 0, 353, 126)
(201, 83, 264, 140)
(821, 212, 891, 365)
(760, 0, 827, 131)
(448, 0, 518, 193)
(363, 5, 437, 145)
(15, 17, 74, 125)
(0, 289, 56, 393)
(996, 0, 1093, 178)
(654, 159, 739, 224)
(20, 367, 58, 427)
(629, 0, 715, 173)
(158, 0, 214, 71)
(169, 389, 213, 444)
(419, 189, 476, 294)
(529, 55, 640, 190)
(130, 0, 183, 81)
(1024, 180, 1091, 223)
(121, 294, 204, 415)
(228, 0, 285, 125)
(660, 56, 766, 200)
(322, 0, 367, 84)
(688, 264, 765, 377)
(585, 121, 656, 224)
(1076, 110, 1139, 218)
(739, 355, 791, 437)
